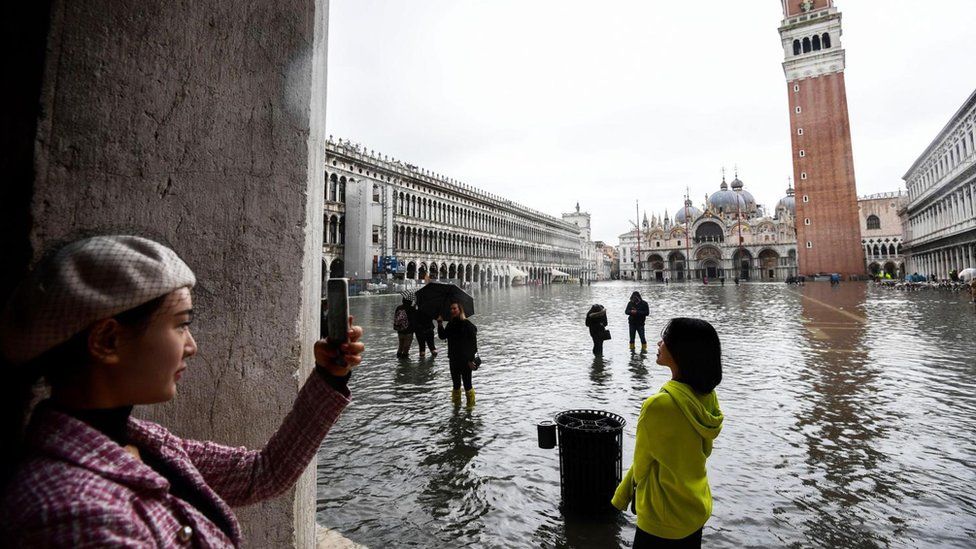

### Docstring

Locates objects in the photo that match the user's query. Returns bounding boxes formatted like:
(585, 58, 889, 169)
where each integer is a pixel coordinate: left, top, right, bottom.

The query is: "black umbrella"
(415, 282, 475, 320)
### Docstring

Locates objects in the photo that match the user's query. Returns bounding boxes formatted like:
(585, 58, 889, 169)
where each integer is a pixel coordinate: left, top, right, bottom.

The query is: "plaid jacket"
(1, 371, 349, 548)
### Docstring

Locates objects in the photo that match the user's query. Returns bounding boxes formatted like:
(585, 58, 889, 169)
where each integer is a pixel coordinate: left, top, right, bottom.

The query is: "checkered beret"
(0, 235, 196, 365)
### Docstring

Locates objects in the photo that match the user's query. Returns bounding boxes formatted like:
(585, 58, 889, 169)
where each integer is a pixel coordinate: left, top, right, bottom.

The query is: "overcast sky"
(325, 1, 975, 243)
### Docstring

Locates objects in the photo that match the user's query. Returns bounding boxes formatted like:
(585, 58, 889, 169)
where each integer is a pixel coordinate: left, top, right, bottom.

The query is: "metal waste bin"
(554, 409, 625, 513)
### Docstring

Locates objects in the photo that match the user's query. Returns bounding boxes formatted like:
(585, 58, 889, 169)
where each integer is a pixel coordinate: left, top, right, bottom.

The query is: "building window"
(866, 215, 881, 230)
(803, 195, 810, 203)
(797, 128, 804, 136)
(801, 172, 808, 179)
(799, 150, 806, 157)
(806, 241, 813, 248)
(804, 218, 811, 225)
(792, 40, 801, 56)
(793, 84, 800, 92)
(822, 33, 831, 48)
(372, 184, 381, 202)
(795, 106, 802, 114)
(372, 225, 380, 244)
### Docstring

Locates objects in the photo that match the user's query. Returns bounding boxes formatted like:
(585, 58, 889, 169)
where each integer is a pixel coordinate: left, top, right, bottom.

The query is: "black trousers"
(591, 334, 603, 355)
(628, 324, 647, 345)
(415, 331, 436, 353)
(633, 527, 702, 548)
(449, 358, 473, 390)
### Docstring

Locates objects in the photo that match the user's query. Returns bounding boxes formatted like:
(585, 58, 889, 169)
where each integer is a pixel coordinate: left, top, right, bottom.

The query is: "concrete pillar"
(22, 1, 329, 547)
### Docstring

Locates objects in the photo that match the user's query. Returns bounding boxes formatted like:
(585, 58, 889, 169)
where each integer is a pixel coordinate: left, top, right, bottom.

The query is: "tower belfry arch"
(778, 0, 865, 277)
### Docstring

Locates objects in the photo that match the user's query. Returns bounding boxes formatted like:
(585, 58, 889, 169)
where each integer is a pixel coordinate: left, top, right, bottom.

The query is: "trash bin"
(554, 409, 625, 513)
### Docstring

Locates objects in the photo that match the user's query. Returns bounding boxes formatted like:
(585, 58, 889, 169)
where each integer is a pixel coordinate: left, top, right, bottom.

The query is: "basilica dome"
(776, 186, 796, 217)
(673, 198, 702, 224)
(707, 179, 746, 213)
(730, 176, 757, 211)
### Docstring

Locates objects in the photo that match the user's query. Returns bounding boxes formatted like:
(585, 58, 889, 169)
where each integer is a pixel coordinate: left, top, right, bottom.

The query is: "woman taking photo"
(0, 235, 364, 547)
(612, 317, 724, 548)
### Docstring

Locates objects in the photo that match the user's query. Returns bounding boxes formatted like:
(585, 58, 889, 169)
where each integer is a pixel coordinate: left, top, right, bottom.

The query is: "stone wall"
(19, 1, 329, 546)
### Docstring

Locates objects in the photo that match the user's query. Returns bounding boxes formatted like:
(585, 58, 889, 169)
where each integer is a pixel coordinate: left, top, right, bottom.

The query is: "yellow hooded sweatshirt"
(611, 380, 724, 539)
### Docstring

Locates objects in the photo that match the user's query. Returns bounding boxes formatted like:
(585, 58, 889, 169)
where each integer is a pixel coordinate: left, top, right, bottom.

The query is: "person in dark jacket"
(625, 291, 650, 352)
(393, 295, 414, 359)
(411, 306, 438, 359)
(585, 304, 608, 356)
(437, 301, 478, 406)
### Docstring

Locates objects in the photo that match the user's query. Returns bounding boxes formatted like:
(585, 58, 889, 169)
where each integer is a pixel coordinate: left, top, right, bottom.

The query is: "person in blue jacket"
(625, 291, 650, 352)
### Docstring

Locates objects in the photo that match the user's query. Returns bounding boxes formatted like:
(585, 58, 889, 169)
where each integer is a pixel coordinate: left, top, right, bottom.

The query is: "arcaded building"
(900, 89, 976, 278)
(858, 192, 907, 276)
(618, 175, 798, 281)
(324, 138, 587, 286)
(779, 0, 865, 277)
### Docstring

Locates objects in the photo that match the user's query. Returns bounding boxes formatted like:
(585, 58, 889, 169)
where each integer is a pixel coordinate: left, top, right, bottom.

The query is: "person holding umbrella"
(437, 301, 478, 406)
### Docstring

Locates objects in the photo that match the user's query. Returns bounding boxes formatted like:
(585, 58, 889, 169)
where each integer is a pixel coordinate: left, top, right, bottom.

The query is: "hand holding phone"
(325, 278, 350, 345)
(314, 324, 365, 376)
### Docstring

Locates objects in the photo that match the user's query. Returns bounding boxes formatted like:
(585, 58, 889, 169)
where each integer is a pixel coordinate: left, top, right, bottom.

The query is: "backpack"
(393, 308, 410, 331)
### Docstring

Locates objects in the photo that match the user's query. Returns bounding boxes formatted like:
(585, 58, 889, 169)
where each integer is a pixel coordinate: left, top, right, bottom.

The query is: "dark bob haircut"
(661, 317, 722, 394)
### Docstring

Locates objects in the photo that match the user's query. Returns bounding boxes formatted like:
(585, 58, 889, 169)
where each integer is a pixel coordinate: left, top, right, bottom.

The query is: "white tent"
(510, 267, 528, 278)
(551, 268, 570, 277)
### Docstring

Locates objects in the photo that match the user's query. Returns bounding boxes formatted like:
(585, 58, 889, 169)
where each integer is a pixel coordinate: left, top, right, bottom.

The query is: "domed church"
(618, 173, 798, 281)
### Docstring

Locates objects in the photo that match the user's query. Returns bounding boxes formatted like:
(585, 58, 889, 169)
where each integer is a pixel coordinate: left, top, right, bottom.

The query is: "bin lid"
(554, 409, 625, 432)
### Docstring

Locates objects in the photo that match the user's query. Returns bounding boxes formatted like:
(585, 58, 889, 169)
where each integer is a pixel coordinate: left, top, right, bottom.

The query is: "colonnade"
(324, 141, 587, 284)
(908, 242, 976, 279)
(908, 181, 976, 240)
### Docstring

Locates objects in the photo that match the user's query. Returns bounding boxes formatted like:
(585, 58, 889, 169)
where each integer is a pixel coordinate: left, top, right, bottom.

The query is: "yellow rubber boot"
(465, 389, 476, 407)
(451, 389, 462, 404)
(629, 342, 635, 351)
(641, 343, 648, 353)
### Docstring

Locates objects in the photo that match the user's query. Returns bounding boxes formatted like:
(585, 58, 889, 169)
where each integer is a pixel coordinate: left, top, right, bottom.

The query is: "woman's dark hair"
(1, 293, 168, 489)
(630, 291, 642, 302)
(662, 317, 722, 394)
(588, 303, 605, 315)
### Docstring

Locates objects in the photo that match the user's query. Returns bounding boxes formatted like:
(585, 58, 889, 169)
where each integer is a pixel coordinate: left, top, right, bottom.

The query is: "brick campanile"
(779, 0, 865, 277)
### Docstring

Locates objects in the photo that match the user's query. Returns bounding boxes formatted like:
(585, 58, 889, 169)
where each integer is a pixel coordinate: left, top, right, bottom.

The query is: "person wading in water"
(613, 317, 724, 548)
(437, 301, 478, 407)
(625, 291, 650, 352)
(585, 304, 608, 356)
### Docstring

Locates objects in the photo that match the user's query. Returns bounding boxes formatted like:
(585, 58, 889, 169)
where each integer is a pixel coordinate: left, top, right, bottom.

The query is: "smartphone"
(325, 278, 350, 345)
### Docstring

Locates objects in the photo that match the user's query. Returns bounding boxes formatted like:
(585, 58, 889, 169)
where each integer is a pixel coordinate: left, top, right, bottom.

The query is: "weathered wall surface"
(30, 1, 329, 546)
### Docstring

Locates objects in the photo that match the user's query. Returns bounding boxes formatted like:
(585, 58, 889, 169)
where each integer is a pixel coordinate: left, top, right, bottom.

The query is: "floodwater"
(316, 281, 976, 548)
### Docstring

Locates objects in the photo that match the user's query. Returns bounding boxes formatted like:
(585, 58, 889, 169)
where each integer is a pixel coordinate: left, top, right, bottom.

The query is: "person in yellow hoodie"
(612, 317, 724, 548)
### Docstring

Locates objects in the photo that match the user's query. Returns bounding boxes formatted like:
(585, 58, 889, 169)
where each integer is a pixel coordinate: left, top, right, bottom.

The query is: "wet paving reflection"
(316, 281, 976, 548)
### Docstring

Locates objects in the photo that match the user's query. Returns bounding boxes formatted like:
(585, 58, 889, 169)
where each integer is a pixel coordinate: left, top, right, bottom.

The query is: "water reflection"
(589, 356, 612, 388)
(418, 410, 486, 539)
(794, 283, 892, 546)
(394, 355, 436, 387)
(627, 351, 649, 389)
(317, 282, 976, 548)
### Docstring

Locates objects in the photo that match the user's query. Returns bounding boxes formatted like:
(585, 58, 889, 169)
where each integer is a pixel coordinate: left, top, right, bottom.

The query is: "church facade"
(617, 176, 798, 281)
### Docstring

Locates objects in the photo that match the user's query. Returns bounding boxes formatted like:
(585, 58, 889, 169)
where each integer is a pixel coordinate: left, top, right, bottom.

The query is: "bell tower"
(779, 0, 865, 277)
